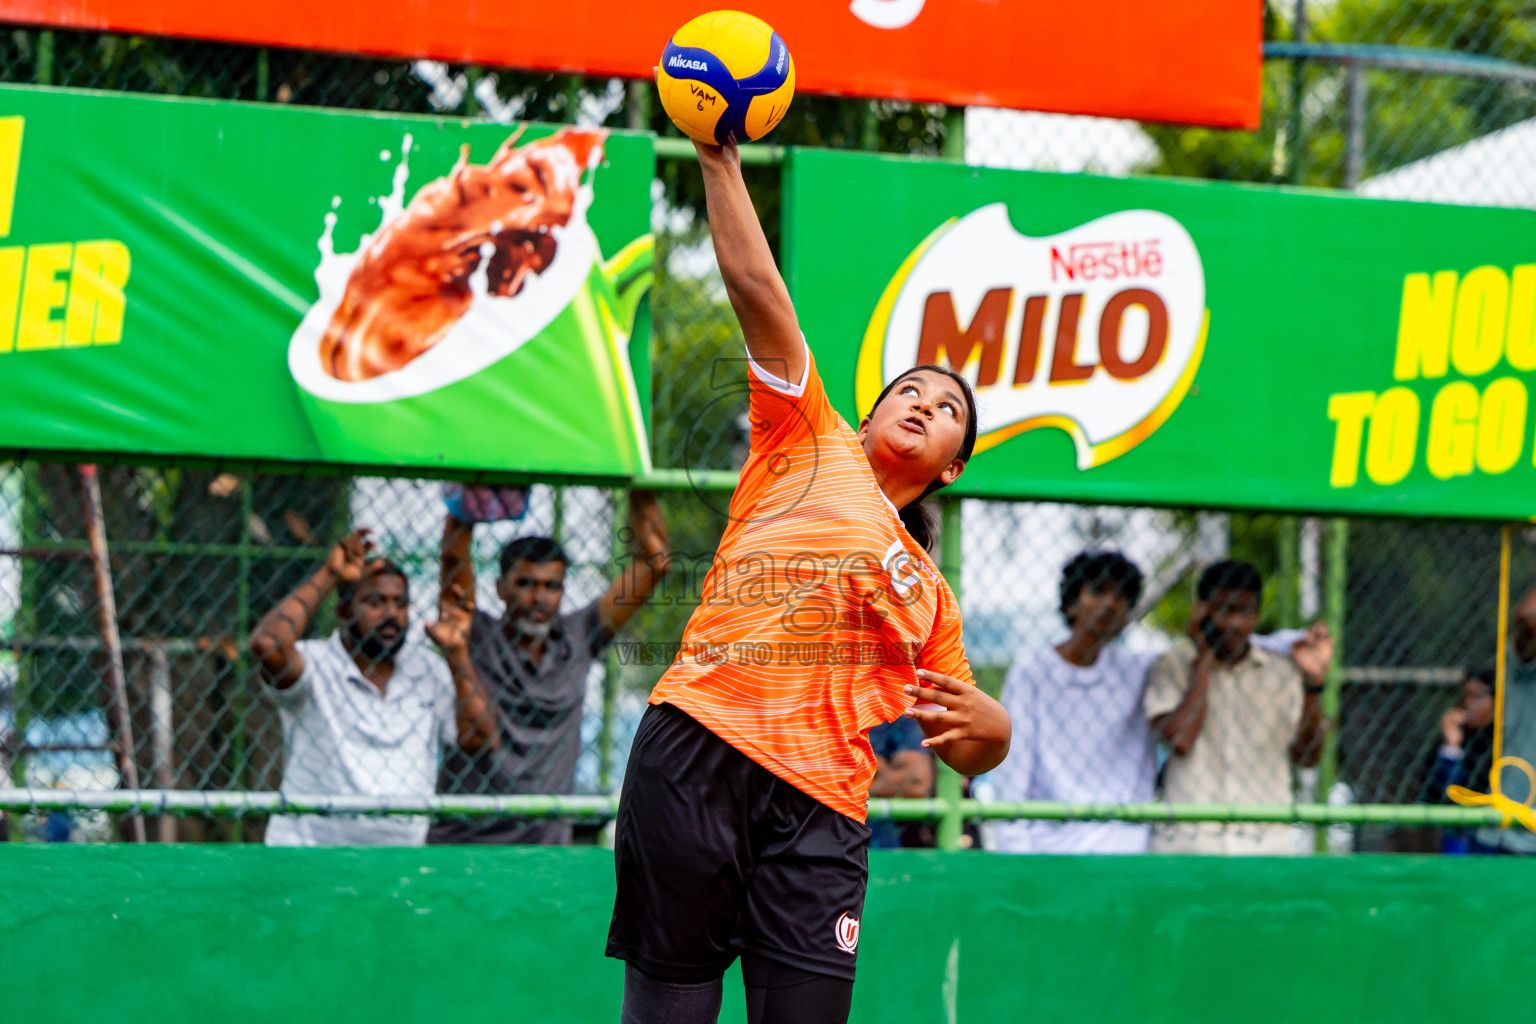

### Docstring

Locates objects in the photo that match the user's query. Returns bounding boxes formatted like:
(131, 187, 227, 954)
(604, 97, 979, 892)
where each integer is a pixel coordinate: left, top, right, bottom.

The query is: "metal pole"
(1344, 62, 1367, 189)
(935, 496, 964, 851)
(229, 476, 254, 843)
(551, 486, 566, 544)
(7, 465, 40, 841)
(149, 640, 175, 843)
(255, 48, 270, 102)
(941, 106, 965, 161)
(597, 488, 623, 793)
(1277, 516, 1300, 629)
(79, 465, 145, 844)
(626, 80, 651, 132)
(1314, 518, 1348, 852)
(36, 31, 53, 86)
(464, 66, 483, 117)
(1286, 0, 1307, 183)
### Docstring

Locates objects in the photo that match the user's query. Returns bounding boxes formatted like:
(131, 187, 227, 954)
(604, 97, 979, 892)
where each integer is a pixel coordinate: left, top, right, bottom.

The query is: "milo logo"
(856, 206, 1207, 469)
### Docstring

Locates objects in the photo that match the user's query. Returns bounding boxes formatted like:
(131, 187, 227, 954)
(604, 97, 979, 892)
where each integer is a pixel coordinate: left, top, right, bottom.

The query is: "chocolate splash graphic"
(318, 127, 605, 382)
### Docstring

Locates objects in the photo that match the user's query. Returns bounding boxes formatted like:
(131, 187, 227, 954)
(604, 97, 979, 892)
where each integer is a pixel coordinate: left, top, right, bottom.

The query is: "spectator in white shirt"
(993, 551, 1155, 854)
(249, 529, 498, 846)
(993, 552, 1333, 855)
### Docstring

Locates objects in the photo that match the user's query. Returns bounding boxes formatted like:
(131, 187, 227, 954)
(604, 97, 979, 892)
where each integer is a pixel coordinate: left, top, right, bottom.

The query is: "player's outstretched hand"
(903, 669, 1011, 775)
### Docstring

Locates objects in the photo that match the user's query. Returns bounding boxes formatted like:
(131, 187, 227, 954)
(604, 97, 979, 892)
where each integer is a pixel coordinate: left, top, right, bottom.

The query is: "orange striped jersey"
(649, 341, 973, 821)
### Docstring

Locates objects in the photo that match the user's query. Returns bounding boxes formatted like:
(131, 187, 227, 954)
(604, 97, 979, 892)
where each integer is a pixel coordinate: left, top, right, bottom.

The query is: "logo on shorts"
(834, 912, 860, 954)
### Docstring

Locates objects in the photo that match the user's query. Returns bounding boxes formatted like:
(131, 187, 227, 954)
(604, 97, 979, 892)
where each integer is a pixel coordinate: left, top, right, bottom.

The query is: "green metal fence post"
(464, 67, 483, 117)
(935, 496, 964, 851)
(941, 106, 965, 161)
(36, 31, 53, 86)
(228, 476, 254, 843)
(597, 488, 623, 793)
(933, 102, 966, 849)
(8, 464, 41, 840)
(1285, 0, 1306, 184)
(1277, 516, 1300, 629)
(1314, 518, 1348, 853)
(255, 49, 270, 103)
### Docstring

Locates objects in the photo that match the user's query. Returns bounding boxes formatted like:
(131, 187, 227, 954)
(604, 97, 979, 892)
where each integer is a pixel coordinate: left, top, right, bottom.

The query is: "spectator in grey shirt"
(429, 490, 670, 845)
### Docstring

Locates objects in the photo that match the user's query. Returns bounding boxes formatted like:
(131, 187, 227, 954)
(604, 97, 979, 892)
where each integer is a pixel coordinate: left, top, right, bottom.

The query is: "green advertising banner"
(785, 149, 1536, 520)
(0, 85, 656, 478)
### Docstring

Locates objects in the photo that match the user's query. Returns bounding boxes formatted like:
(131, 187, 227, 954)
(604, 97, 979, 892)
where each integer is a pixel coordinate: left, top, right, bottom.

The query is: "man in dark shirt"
(429, 490, 670, 844)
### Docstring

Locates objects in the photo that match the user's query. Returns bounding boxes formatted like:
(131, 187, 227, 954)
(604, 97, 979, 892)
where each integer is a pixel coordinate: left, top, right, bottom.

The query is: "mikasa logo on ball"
(857, 206, 1208, 470)
(668, 55, 709, 71)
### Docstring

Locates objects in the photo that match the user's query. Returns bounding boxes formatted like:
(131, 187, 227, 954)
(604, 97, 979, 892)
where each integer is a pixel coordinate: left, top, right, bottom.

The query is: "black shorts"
(605, 702, 871, 983)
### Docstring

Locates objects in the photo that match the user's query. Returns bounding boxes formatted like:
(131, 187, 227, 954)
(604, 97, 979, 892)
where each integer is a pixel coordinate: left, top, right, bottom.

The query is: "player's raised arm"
(695, 140, 806, 385)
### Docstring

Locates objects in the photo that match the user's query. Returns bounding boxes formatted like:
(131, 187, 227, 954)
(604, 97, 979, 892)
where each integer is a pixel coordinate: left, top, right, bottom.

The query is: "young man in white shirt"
(993, 552, 1333, 855)
(249, 529, 498, 846)
(993, 551, 1155, 854)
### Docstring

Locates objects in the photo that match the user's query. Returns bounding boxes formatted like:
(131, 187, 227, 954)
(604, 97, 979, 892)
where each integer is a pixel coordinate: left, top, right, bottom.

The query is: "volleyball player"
(605, 140, 1011, 1024)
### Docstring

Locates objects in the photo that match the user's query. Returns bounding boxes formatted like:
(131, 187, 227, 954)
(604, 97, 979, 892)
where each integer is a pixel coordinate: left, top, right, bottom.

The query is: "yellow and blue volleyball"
(657, 11, 795, 146)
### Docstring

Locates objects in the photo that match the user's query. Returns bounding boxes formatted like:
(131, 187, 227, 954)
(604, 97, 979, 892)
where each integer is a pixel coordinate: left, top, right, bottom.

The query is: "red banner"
(2, 1, 1261, 127)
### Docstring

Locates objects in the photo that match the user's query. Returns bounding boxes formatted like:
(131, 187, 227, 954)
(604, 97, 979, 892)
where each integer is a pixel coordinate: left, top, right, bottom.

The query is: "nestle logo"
(1049, 240, 1163, 282)
(669, 55, 709, 72)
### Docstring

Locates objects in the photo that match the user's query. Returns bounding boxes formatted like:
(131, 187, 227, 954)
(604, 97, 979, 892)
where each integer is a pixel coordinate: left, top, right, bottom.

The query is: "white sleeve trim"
(746, 334, 810, 397)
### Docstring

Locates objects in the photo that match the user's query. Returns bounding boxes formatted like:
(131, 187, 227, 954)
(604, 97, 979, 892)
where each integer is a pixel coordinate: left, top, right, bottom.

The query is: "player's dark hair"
(1196, 559, 1264, 602)
(499, 535, 569, 579)
(336, 559, 409, 613)
(867, 366, 978, 552)
(1059, 550, 1144, 626)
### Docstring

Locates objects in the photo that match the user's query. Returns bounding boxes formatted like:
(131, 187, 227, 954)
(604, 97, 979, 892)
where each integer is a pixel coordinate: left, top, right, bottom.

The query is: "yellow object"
(657, 11, 795, 146)
(1448, 525, 1533, 829)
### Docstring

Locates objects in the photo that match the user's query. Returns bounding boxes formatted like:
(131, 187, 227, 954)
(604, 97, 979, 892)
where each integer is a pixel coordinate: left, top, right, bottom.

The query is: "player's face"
(1070, 582, 1131, 642)
(858, 370, 968, 486)
(1206, 588, 1260, 659)
(499, 560, 566, 636)
(342, 573, 410, 663)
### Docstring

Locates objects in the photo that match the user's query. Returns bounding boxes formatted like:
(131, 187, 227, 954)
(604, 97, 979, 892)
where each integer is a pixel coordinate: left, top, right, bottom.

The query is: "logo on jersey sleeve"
(835, 911, 861, 954)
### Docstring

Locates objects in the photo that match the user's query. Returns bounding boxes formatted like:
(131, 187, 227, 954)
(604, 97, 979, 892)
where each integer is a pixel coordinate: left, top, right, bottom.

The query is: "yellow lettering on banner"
(0, 246, 22, 352)
(1365, 386, 1419, 485)
(1427, 381, 1479, 480)
(1509, 265, 1536, 373)
(0, 117, 21, 239)
(15, 242, 71, 351)
(1477, 377, 1528, 475)
(64, 240, 131, 346)
(1394, 271, 1457, 381)
(1451, 266, 1510, 378)
(1327, 391, 1376, 488)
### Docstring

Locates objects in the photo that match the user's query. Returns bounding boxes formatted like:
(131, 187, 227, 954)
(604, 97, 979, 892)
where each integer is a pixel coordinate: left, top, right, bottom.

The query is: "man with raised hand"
(250, 528, 497, 846)
(1145, 559, 1332, 855)
(430, 489, 670, 845)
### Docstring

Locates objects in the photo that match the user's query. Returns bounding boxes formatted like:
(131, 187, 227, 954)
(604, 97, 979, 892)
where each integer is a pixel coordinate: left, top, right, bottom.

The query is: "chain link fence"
(2, 1, 1534, 848)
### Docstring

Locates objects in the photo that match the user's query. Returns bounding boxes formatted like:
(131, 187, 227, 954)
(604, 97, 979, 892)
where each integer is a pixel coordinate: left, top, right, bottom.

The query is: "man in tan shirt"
(1144, 559, 1333, 855)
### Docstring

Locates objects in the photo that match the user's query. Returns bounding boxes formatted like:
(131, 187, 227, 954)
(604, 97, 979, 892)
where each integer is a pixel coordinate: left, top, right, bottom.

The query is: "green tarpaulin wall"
(1, 846, 1531, 1023)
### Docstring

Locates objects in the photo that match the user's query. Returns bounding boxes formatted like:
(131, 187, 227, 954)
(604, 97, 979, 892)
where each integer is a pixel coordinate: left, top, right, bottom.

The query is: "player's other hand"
(904, 669, 1011, 774)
